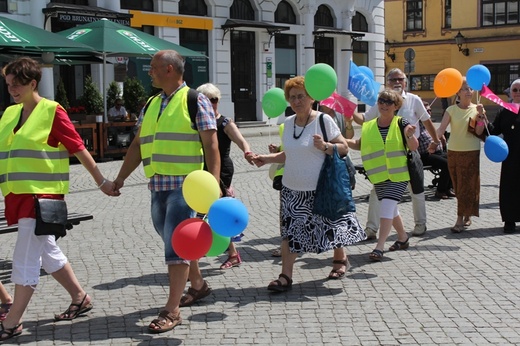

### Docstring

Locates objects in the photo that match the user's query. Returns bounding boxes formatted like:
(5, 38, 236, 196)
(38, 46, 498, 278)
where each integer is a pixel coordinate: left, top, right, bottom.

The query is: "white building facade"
(1, 0, 385, 120)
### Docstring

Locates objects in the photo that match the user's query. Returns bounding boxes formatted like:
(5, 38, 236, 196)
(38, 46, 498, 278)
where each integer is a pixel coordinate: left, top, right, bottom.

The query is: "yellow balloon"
(182, 170, 220, 214)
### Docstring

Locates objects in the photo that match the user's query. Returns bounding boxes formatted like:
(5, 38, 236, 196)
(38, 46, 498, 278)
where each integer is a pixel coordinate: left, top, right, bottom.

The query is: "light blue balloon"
(484, 135, 508, 162)
(207, 197, 249, 237)
(466, 64, 491, 91)
(358, 66, 375, 80)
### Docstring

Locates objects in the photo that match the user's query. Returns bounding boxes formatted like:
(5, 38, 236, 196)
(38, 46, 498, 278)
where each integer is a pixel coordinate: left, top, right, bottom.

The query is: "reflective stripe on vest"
(140, 87, 204, 178)
(360, 117, 409, 184)
(0, 99, 69, 196)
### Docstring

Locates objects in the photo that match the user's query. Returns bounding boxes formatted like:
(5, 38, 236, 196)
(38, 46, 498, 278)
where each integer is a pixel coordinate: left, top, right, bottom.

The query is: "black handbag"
(34, 197, 68, 238)
(398, 118, 424, 194)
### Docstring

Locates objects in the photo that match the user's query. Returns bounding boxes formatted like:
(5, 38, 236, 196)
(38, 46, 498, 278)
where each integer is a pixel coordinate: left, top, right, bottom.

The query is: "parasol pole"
(103, 52, 107, 123)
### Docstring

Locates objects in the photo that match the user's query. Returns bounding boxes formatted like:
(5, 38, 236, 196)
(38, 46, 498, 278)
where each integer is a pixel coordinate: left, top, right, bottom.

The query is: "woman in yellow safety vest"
(347, 89, 419, 261)
(0, 57, 116, 342)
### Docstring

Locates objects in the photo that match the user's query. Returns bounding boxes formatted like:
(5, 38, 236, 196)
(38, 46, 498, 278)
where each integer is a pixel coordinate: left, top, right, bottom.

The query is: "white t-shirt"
(281, 113, 341, 191)
(365, 91, 430, 137)
(108, 105, 127, 119)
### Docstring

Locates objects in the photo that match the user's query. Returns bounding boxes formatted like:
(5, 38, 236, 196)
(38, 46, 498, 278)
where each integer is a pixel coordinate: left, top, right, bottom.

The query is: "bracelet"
(477, 121, 485, 126)
(244, 151, 253, 158)
(97, 178, 107, 189)
(323, 143, 329, 151)
(406, 135, 413, 139)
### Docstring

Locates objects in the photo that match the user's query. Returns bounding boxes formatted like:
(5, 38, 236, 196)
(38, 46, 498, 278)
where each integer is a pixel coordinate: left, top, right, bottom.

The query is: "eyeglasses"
(377, 98, 395, 106)
(289, 94, 307, 102)
(512, 88, 520, 93)
(388, 77, 405, 83)
(209, 98, 219, 104)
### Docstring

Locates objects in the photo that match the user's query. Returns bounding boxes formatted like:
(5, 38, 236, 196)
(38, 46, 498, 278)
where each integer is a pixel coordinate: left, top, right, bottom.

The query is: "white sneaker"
(412, 224, 427, 236)
(364, 227, 377, 240)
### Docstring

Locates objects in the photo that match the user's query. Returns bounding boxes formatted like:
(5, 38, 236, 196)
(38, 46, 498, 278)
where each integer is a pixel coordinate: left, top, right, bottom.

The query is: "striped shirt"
(135, 83, 217, 191)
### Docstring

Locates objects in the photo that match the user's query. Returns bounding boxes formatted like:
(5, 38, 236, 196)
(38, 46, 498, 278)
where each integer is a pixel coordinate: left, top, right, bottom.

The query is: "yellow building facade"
(384, 0, 520, 115)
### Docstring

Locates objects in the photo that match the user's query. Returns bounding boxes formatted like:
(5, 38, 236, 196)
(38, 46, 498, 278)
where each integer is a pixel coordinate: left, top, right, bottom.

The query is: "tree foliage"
(79, 75, 103, 114)
(55, 78, 70, 110)
(123, 77, 147, 116)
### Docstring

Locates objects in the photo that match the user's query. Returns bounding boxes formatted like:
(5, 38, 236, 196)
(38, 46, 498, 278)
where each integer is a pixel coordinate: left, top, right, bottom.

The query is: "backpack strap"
(397, 116, 409, 151)
(141, 88, 200, 129)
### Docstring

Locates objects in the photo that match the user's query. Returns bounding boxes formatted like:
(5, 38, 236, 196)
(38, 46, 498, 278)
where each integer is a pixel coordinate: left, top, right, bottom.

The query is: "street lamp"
(385, 39, 396, 62)
(454, 31, 469, 56)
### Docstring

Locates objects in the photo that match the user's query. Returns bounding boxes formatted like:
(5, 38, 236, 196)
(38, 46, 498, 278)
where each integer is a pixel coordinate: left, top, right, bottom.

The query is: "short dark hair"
(1, 57, 42, 89)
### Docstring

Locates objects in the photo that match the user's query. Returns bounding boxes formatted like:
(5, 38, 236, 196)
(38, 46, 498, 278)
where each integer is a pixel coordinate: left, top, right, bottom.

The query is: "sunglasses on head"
(377, 98, 395, 106)
(209, 97, 219, 104)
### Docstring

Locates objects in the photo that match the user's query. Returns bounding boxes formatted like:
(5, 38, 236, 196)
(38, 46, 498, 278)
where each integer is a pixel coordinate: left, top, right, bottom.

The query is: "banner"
(481, 85, 520, 114)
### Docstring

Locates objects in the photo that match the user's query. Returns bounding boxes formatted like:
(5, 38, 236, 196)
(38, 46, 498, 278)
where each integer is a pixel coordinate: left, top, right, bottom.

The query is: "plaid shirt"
(135, 83, 217, 191)
(417, 121, 442, 155)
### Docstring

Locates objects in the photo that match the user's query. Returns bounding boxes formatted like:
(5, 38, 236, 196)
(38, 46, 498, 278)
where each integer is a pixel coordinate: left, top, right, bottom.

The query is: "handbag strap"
(397, 117, 410, 153)
(319, 113, 328, 142)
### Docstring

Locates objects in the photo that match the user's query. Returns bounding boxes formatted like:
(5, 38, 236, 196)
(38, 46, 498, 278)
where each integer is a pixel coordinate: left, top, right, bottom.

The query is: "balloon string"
(476, 91, 481, 104)
(411, 97, 437, 127)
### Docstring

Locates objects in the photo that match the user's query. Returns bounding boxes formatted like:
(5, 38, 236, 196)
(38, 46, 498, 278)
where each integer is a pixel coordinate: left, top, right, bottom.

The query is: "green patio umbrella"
(56, 18, 207, 121)
(0, 15, 94, 54)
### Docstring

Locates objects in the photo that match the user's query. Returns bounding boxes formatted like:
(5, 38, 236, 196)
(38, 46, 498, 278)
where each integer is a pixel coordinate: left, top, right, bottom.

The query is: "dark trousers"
(420, 151, 452, 193)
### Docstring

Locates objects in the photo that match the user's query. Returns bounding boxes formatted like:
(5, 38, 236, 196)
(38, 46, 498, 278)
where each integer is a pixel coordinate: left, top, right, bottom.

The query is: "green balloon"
(205, 230, 231, 257)
(304, 63, 337, 101)
(262, 87, 287, 118)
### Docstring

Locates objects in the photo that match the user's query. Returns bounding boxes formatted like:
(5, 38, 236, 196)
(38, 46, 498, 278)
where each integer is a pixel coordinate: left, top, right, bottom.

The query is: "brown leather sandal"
(327, 259, 351, 280)
(179, 280, 212, 307)
(54, 294, 93, 321)
(0, 322, 22, 341)
(267, 273, 292, 292)
(148, 310, 182, 334)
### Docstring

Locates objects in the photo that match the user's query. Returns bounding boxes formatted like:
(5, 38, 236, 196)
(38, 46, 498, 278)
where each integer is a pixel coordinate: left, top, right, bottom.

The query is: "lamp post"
(454, 31, 470, 56)
(385, 39, 396, 62)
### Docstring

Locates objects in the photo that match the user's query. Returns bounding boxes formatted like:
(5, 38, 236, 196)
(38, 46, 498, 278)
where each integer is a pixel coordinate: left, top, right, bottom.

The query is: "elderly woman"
(347, 89, 418, 261)
(252, 76, 365, 291)
(195, 83, 254, 269)
(488, 79, 520, 233)
(436, 78, 486, 233)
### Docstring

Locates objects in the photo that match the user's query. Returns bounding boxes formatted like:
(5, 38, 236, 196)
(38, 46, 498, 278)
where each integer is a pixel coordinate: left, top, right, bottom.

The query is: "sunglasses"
(512, 88, 520, 93)
(388, 77, 405, 82)
(209, 98, 219, 104)
(377, 98, 395, 106)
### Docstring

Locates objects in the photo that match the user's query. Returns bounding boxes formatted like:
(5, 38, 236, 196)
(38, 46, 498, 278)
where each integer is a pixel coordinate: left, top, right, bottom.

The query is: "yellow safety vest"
(140, 86, 203, 178)
(360, 116, 409, 184)
(0, 99, 69, 196)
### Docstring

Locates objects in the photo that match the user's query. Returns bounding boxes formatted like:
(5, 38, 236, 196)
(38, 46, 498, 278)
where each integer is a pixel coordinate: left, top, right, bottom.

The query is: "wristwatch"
(323, 143, 329, 151)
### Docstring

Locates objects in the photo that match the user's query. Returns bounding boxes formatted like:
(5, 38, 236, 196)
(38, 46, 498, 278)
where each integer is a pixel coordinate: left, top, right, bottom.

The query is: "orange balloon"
(433, 68, 463, 98)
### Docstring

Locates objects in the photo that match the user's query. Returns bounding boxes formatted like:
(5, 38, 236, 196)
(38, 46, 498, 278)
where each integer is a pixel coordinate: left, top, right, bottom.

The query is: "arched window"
(352, 12, 368, 66)
(314, 5, 334, 67)
(275, 0, 296, 24)
(179, 0, 207, 16)
(230, 0, 255, 20)
(314, 5, 334, 27)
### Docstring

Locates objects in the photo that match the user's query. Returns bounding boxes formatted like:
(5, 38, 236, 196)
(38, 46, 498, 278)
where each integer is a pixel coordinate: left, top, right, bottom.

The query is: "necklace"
(293, 111, 312, 139)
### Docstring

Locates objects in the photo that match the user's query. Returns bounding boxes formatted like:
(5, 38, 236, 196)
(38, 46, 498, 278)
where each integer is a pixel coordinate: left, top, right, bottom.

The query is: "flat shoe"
(435, 192, 449, 199)
(0, 322, 22, 341)
(54, 294, 93, 321)
(267, 273, 292, 292)
(271, 247, 282, 257)
(327, 259, 351, 280)
(148, 310, 182, 334)
(369, 249, 384, 261)
(389, 236, 410, 251)
(179, 280, 212, 307)
(450, 225, 465, 233)
(0, 303, 12, 322)
(220, 252, 242, 269)
(463, 217, 472, 227)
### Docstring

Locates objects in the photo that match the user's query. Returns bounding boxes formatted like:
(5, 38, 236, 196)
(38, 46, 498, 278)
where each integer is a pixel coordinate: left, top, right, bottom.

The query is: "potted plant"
(107, 81, 122, 111)
(55, 78, 70, 111)
(123, 77, 147, 117)
(79, 76, 103, 115)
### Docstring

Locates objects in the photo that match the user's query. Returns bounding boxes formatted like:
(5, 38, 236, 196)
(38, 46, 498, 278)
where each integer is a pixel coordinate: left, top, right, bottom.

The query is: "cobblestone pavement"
(1, 124, 519, 345)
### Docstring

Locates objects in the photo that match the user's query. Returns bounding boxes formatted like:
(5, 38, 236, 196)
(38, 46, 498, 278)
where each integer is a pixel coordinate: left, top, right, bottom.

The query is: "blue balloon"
(484, 135, 508, 162)
(207, 197, 249, 237)
(466, 64, 491, 91)
(358, 66, 375, 80)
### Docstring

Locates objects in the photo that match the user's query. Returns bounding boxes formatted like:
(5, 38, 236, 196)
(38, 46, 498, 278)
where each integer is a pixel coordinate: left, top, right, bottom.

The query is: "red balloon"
(171, 218, 213, 260)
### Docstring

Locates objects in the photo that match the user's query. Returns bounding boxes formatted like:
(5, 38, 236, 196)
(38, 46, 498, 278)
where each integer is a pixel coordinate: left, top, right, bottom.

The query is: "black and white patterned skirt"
(280, 186, 366, 254)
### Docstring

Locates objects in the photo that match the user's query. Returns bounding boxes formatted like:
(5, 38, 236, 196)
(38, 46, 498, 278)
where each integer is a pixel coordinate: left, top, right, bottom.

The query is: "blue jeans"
(151, 188, 195, 264)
